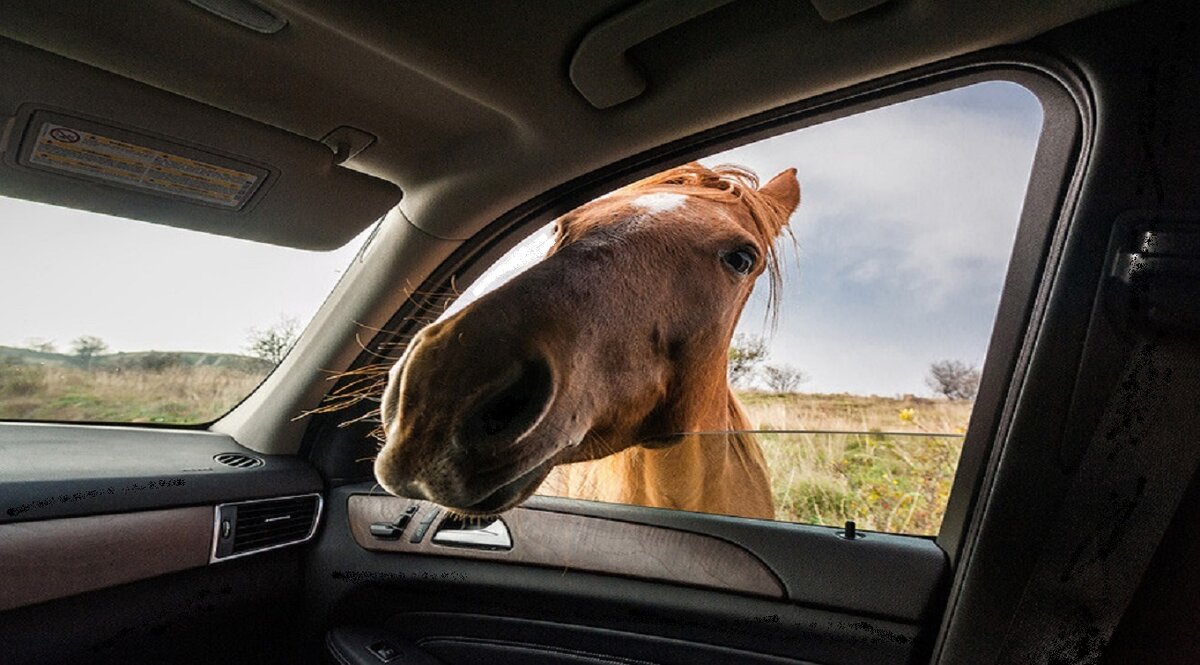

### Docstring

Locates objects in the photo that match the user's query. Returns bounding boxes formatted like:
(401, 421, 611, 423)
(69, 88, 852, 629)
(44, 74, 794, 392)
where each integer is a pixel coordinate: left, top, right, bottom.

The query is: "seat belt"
(996, 336, 1200, 663)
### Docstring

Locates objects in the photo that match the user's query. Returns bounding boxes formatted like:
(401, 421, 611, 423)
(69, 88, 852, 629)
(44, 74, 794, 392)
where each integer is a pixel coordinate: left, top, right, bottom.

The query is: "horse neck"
(725, 390, 755, 438)
(617, 388, 773, 518)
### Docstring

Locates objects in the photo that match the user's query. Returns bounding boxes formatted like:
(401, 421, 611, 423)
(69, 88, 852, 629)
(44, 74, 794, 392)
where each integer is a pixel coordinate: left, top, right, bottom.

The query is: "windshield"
(0, 198, 373, 425)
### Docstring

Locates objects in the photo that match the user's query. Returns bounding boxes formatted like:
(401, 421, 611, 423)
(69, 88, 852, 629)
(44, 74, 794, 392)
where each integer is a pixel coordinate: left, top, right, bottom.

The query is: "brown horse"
(375, 163, 799, 519)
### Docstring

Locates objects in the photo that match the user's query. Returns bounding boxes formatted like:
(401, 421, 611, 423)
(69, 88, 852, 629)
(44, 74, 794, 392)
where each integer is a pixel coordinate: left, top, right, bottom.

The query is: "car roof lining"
(0, 0, 1133, 247)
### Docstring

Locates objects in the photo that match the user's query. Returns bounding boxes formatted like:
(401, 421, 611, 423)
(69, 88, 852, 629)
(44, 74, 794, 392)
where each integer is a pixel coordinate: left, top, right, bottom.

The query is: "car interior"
(1, 1, 1198, 663)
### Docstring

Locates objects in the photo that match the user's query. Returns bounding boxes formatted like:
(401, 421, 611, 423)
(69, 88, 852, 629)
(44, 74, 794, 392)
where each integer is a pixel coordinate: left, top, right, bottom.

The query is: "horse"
(375, 163, 800, 519)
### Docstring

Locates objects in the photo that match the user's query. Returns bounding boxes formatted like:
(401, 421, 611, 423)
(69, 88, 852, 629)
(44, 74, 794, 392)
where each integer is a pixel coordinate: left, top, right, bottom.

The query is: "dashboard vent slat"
(212, 494, 322, 561)
(214, 452, 264, 469)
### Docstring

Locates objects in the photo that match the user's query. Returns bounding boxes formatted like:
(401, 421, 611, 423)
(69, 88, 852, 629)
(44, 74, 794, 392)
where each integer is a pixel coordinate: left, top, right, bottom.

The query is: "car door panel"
(309, 482, 946, 665)
(390, 613, 819, 665)
(347, 494, 786, 598)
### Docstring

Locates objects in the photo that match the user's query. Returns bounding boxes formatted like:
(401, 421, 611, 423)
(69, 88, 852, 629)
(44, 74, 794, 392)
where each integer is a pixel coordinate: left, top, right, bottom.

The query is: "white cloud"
(706, 83, 1042, 310)
(0, 197, 368, 353)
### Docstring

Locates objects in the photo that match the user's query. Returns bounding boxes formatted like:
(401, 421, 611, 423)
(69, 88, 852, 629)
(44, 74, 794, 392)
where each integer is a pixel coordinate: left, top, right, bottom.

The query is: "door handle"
(431, 516, 512, 551)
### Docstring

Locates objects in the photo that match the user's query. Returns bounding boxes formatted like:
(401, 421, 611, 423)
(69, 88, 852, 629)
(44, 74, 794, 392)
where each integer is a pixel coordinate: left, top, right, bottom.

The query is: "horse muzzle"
(376, 339, 565, 514)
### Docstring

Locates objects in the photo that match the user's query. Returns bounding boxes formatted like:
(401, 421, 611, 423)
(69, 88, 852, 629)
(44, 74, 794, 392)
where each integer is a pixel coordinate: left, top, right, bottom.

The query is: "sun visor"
(0, 38, 400, 250)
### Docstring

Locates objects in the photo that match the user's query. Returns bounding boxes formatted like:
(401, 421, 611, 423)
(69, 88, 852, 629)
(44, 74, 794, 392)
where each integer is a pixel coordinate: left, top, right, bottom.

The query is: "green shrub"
(0, 360, 47, 396)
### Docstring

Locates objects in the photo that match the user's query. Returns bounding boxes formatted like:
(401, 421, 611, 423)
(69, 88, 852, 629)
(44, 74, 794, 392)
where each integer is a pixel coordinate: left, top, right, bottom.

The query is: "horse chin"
(454, 457, 557, 516)
(452, 424, 593, 514)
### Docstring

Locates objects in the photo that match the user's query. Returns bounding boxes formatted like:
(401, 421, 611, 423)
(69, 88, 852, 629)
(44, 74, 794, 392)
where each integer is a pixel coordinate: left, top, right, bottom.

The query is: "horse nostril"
(460, 358, 554, 446)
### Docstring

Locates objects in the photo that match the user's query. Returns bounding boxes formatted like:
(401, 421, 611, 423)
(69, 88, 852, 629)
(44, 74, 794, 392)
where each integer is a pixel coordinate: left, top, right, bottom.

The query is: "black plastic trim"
(0, 422, 321, 524)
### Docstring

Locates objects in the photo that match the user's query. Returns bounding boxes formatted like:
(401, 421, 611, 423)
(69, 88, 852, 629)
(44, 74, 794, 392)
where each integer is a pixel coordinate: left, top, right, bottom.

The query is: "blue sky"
(720, 82, 1043, 395)
(0, 81, 1042, 397)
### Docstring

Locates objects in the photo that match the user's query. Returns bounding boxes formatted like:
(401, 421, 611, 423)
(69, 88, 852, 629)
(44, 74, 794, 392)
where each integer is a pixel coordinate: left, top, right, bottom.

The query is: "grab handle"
(569, 0, 736, 109)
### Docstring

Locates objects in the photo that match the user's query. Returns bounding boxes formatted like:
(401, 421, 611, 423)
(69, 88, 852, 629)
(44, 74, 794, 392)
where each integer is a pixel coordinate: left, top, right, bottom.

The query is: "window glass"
(446, 81, 1043, 534)
(0, 202, 372, 424)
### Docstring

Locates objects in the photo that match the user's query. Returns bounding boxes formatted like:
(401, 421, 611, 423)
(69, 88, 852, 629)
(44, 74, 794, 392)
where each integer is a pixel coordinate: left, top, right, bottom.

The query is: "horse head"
(376, 163, 799, 515)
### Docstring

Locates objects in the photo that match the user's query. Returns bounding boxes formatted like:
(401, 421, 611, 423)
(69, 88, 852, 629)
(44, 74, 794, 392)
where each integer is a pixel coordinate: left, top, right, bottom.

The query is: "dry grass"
(739, 391, 971, 433)
(0, 362, 267, 424)
(740, 392, 972, 535)
(0, 357, 973, 535)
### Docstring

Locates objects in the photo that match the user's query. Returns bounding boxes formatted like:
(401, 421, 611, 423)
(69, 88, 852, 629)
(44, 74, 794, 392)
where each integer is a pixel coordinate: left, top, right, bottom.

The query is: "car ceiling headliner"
(0, 0, 1131, 243)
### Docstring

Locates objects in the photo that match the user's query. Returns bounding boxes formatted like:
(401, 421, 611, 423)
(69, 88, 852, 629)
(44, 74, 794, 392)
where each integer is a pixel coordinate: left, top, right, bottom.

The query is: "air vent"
(211, 494, 322, 561)
(214, 452, 264, 469)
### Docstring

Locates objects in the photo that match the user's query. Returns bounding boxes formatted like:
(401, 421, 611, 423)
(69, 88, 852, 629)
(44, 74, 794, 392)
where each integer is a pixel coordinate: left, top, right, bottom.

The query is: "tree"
(728, 334, 768, 388)
(925, 360, 981, 400)
(762, 364, 808, 393)
(247, 317, 299, 365)
(71, 336, 108, 369)
(25, 338, 57, 354)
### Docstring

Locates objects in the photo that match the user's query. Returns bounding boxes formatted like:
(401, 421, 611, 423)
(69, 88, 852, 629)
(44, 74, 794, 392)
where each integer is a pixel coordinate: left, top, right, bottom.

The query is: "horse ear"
(759, 168, 800, 218)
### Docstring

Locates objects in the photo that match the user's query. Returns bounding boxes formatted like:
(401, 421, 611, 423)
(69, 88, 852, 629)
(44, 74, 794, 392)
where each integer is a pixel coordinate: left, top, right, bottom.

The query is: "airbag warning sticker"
(29, 123, 259, 208)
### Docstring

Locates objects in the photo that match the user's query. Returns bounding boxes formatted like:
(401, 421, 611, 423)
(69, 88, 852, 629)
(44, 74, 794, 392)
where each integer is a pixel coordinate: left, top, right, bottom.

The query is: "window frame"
(320, 52, 1089, 565)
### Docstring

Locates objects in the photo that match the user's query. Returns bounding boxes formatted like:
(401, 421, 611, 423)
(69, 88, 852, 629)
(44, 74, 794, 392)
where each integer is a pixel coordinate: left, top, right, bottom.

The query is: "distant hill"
(0, 346, 70, 366)
(0, 345, 272, 373)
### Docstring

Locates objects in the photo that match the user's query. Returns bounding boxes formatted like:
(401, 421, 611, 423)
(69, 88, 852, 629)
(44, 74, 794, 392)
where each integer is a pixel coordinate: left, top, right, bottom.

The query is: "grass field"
(739, 392, 972, 535)
(0, 349, 971, 534)
(0, 348, 269, 423)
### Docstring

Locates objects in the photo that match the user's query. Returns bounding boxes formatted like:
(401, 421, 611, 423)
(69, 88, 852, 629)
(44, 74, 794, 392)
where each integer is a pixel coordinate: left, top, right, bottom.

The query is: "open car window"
(442, 81, 1044, 535)
(0, 200, 373, 425)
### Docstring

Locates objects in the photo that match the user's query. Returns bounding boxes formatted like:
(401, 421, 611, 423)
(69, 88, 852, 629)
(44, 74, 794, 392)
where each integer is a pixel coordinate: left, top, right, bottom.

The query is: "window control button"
(367, 640, 400, 662)
(409, 507, 441, 543)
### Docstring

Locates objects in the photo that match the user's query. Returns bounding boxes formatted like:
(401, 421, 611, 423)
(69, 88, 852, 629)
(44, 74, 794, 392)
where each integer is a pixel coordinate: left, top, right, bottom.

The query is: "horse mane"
(582, 163, 796, 324)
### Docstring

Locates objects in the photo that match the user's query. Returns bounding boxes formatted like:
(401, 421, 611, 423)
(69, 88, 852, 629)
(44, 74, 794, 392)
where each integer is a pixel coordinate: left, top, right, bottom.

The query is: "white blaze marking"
(630, 192, 688, 214)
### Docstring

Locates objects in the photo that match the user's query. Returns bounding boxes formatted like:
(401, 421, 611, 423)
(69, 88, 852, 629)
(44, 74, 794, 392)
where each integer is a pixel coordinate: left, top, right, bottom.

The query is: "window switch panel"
(409, 507, 441, 543)
(368, 640, 400, 662)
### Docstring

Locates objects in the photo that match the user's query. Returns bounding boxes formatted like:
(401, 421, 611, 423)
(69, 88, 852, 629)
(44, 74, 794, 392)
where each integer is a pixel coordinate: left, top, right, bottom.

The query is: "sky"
(0, 201, 370, 356)
(0, 81, 1042, 396)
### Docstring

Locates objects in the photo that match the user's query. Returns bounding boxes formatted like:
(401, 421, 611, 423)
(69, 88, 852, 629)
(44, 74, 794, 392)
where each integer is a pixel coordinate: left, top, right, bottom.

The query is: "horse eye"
(721, 247, 757, 275)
